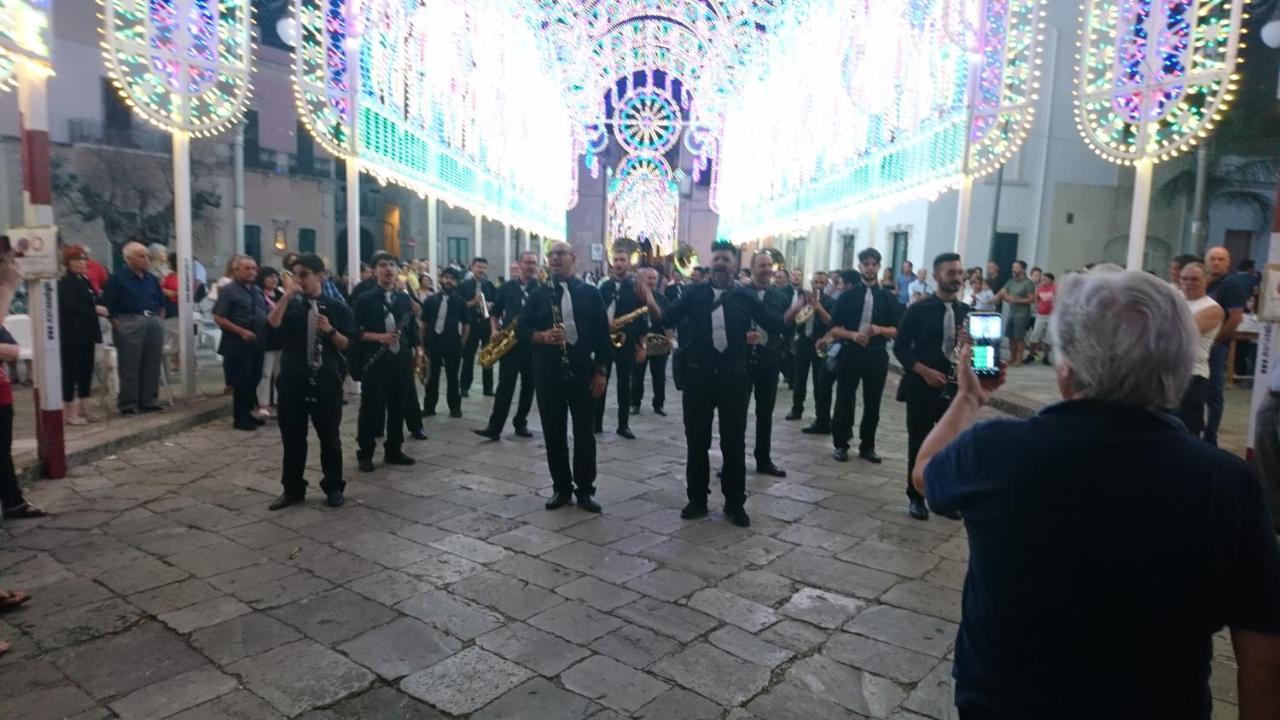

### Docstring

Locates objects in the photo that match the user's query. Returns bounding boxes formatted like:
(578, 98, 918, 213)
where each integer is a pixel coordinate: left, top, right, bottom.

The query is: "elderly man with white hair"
(101, 241, 167, 414)
(911, 266, 1280, 719)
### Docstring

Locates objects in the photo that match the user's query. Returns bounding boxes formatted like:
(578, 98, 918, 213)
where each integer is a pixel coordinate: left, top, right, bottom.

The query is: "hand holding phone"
(966, 312, 1003, 378)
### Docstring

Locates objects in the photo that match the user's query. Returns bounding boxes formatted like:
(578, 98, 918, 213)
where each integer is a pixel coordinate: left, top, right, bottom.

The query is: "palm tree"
(1156, 152, 1280, 253)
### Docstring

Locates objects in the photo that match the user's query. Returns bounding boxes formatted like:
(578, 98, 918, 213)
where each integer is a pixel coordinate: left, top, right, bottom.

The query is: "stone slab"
(476, 622, 591, 677)
(226, 639, 376, 717)
(338, 617, 462, 680)
(400, 647, 533, 716)
(560, 655, 669, 714)
(653, 643, 771, 707)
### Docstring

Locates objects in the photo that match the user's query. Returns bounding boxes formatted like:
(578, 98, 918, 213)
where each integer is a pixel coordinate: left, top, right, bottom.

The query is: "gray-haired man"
(101, 241, 166, 414)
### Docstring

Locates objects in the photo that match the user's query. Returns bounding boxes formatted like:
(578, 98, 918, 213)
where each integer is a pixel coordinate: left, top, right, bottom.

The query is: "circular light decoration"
(0, 0, 52, 92)
(1074, 0, 1246, 165)
(608, 154, 682, 257)
(101, 0, 254, 137)
(615, 87, 681, 156)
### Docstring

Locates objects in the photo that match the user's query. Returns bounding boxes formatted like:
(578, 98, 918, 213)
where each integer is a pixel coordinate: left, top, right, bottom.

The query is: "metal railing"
(68, 119, 170, 154)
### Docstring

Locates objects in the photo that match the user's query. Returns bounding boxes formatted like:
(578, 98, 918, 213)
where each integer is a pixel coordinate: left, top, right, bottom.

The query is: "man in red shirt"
(1027, 272, 1055, 365)
(84, 252, 109, 295)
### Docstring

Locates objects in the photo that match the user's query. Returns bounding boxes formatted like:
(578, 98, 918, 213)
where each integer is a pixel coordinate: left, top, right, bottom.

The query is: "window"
(298, 228, 316, 253)
(296, 121, 314, 166)
(245, 225, 262, 263)
(890, 231, 909, 275)
(447, 236, 468, 267)
(101, 77, 132, 132)
(840, 232, 857, 269)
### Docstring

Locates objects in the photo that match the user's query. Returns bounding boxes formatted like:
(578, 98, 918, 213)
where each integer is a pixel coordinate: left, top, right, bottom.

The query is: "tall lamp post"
(102, 0, 255, 400)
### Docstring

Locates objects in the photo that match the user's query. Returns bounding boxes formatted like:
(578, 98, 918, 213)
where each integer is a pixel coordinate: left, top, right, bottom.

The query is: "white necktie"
(858, 286, 873, 335)
(384, 291, 400, 353)
(753, 289, 769, 346)
(559, 282, 578, 345)
(435, 295, 448, 334)
(942, 302, 956, 359)
(306, 299, 321, 371)
(712, 288, 728, 353)
(607, 288, 617, 323)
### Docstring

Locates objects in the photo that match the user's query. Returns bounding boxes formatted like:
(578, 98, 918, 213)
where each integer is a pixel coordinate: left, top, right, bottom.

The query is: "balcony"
(68, 119, 170, 154)
(288, 154, 333, 179)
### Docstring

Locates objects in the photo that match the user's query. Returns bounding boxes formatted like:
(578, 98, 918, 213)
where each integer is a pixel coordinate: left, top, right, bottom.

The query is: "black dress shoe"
(833, 447, 849, 462)
(724, 506, 751, 527)
(617, 427, 636, 440)
(140, 405, 165, 413)
(513, 425, 533, 438)
(254, 417, 267, 426)
(680, 502, 708, 519)
(326, 491, 345, 508)
(859, 449, 882, 464)
(410, 428, 429, 441)
(357, 457, 375, 473)
(785, 408, 803, 421)
(384, 451, 416, 466)
(234, 422, 258, 432)
(908, 497, 930, 521)
(576, 495, 602, 513)
(801, 424, 831, 435)
(268, 494, 305, 511)
(545, 491, 573, 510)
(473, 427, 501, 441)
(756, 462, 787, 478)
(449, 409, 463, 418)
(653, 407, 666, 416)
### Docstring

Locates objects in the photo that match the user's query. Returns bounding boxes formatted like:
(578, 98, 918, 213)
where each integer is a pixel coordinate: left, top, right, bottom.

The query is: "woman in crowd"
(57, 245, 107, 425)
(256, 266, 285, 420)
(879, 267, 897, 295)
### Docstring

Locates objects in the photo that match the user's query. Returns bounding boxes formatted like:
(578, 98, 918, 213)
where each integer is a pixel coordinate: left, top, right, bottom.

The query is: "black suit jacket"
(353, 288, 419, 365)
(663, 283, 783, 373)
(599, 276, 649, 348)
(422, 291, 466, 354)
(58, 272, 103, 344)
(830, 282, 900, 352)
(517, 278, 611, 379)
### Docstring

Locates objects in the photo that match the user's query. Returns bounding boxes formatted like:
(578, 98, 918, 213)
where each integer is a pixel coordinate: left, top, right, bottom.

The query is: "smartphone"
(967, 311, 1002, 377)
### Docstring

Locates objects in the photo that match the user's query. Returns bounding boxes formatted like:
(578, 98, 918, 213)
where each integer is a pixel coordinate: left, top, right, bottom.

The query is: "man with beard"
(352, 252, 418, 472)
(745, 251, 790, 477)
(517, 242, 610, 512)
(476, 251, 539, 439)
(459, 257, 496, 397)
(637, 242, 784, 527)
(595, 249, 647, 439)
(826, 249, 899, 463)
(631, 267, 671, 416)
(421, 267, 468, 418)
(894, 252, 968, 520)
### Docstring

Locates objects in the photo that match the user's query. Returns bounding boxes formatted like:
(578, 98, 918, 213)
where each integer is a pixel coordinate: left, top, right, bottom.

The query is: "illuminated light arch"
(0, 0, 52, 91)
(100, 0, 254, 137)
(608, 154, 682, 257)
(294, 0, 574, 239)
(1074, 0, 1246, 165)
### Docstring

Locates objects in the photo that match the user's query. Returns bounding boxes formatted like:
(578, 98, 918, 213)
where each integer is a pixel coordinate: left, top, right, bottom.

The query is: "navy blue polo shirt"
(925, 399, 1280, 718)
(102, 267, 165, 318)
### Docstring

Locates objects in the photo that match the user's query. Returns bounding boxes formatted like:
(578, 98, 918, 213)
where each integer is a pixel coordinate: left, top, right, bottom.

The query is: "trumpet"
(795, 305, 815, 326)
(609, 307, 649, 349)
(479, 319, 519, 368)
(643, 332, 672, 356)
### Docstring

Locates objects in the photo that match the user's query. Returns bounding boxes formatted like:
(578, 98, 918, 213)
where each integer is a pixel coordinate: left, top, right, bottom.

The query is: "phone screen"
(967, 312, 1002, 376)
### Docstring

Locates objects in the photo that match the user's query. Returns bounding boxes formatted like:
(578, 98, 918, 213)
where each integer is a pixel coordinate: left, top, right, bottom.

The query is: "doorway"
(890, 231, 909, 275)
(990, 232, 1019, 277)
(1223, 229, 1253, 268)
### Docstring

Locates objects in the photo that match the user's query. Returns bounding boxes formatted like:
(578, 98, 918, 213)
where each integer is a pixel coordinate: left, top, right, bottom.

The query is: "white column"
(346, 159, 360, 283)
(503, 223, 512, 279)
(426, 195, 438, 277)
(233, 122, 245, 255)
(866, 211, 880, 251)
(172, 130, 196, 398)
(827, 224, 841, 269)
(954, 174, 975, 261)
(474, 213, 483, 261)
(1126, 158, 1154, 271)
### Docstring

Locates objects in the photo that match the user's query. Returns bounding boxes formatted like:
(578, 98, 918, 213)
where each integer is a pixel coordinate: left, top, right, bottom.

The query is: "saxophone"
(609, 307, 649, 349)
(478, 319, 518, 369)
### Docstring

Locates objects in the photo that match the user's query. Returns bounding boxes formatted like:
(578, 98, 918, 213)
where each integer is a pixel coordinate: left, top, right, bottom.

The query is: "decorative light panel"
(101, 0, 253, 136)
(0, 0, 52, 91)
(295, 0, 573, 239)
(1075, 0, 1245, 164)
(608, 154, 682, 257)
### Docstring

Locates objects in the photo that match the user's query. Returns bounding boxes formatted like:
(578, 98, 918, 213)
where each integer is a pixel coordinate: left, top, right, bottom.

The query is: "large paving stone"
(528, 600, 624, 644)
(716, 570, 795, 606)
(880, 580, 963, 624)
(824, 632, 938, 685)
(95, 555, 190, 595)
(846, 605, 957, 658)
(652, 643, 772, 707)
(838, 541, 941, 579)
(52, 623, 208, 699)
(268, 587, 398, 645)
(560, 655, 669, 714)
(21, 597, 143, 650)
(780, 587, 867, 629)
(396, 590, 504, 641)
(6, 576, 112, 622)
(708, 626, 794, 669)
(296, 686, 443, 720)
(492, 554, 584, 589)
(759, 619, 828, 653)
(400, 647, 533, 716)
(543, 541, 657, 584)
(0, 684, 99, 720)
(451, 571, 565, 619)
(205, 560, 298, 598)
(788, 653, 907, 718)
(623, 569, 707, 602)
(402, 553, 487, 585)
(128, 579, 218, 615)
(639, 539, 746, 581)
(108, 666, 238, 719)
(901, 660, 954, 719)
(687, 588, 779, 633)
(634, 688, 724, 720)
(589, 623, 682, 669)
(227, 639, 376, 716)
(476, 622, 591, 676)
(159, 595, 252, 634)
(168, 689, 285, 719)
(555, 576, 641, 612)
(615, 597, 719, 643)
(746, 680, 853, 720)
(766, 548, 900, 599)
(189, 612, 303, 665)
(344, 569, 433, 606)
(338, 617, 461, 680)
(472, 677, 600, 720)
(488, 524, 576, 556)
(427, 534, 512, 564)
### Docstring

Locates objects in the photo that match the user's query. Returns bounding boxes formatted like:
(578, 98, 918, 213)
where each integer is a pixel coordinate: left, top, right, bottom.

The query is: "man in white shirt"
(1177, 262, 1224, 439)
(908, 269, 932, 305)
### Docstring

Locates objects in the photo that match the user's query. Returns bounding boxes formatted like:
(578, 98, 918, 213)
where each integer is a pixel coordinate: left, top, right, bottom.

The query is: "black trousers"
(460, 322, 493, 394)
(277, 370, 344, 497)
(357, 354, 408, 456)
(779, 335, 795, 388)
(488, 348, 534, 431)
(225, 348, 264, 427)
(1178, 375, 1209, 438)
(747, 356, 780, 465)
(832, 348, 888, 452)
(791, 335, 828, 416)
(534, 364, 596, 496)
(905, 377, 951, 504)
(672, 348, 686, 391)
(632, 352, 668, 410)
(595, 345, 634, 431)
(684, 366, 750, 509)
(0, 405, 23, 509)
(424, 346, 462, 415)
(60, 340, 96, 402)
(403, 364, 424, 434)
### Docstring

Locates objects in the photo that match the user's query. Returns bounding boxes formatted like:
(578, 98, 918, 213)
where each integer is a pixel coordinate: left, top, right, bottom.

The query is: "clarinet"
(548, 287, 574, 382)
(305, 298, 324, 403)
(362, 302, 415, 376)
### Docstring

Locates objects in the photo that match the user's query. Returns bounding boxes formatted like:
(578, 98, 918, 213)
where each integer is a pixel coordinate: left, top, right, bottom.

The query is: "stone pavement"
(0, 371, 1245, 719)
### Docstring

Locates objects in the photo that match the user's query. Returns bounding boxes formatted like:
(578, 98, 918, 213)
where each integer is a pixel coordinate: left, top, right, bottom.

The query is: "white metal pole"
(346, 158, 360, 282)
(474, 213, 483, 263)
(954, 174, 975, 260)
(503, 223, 512, 281)
(867, 211, 879, 251)
(233, 122, 245, 255)
(173, 131, 196, 398)
(1127, 158, 1153, 271)
(426, 195, 438, 277)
